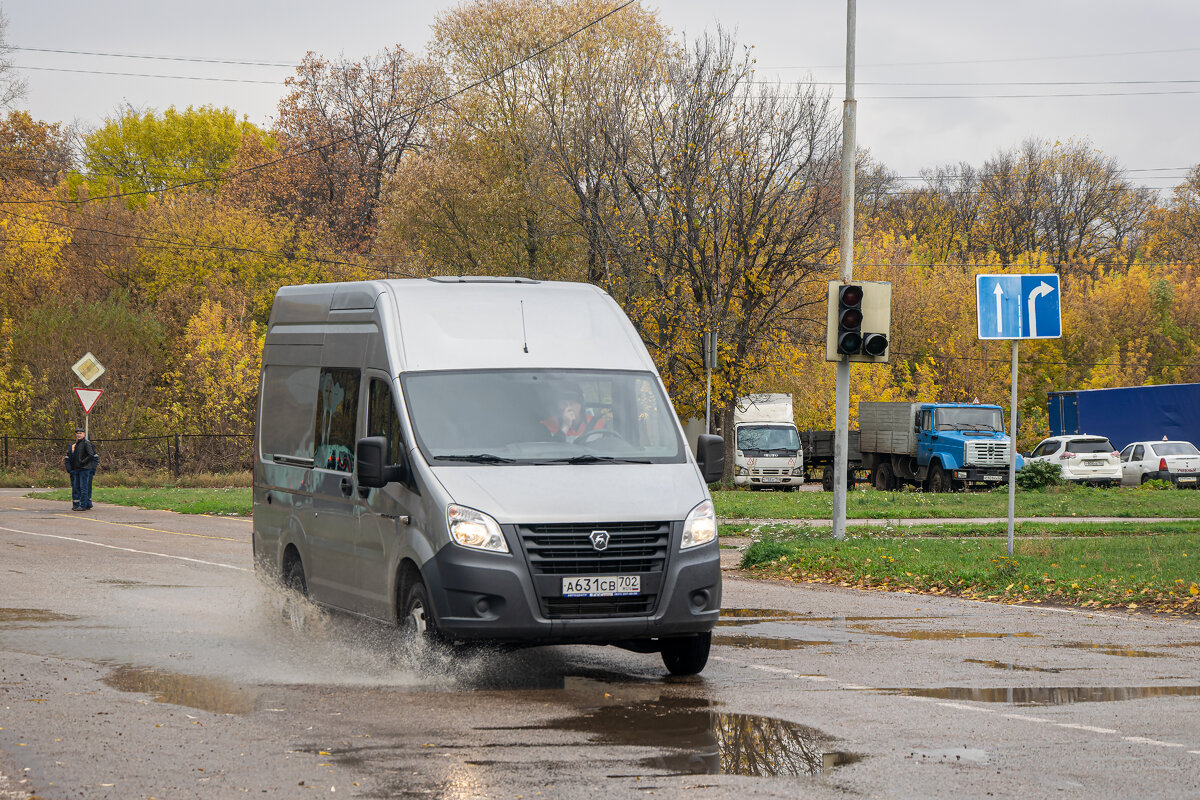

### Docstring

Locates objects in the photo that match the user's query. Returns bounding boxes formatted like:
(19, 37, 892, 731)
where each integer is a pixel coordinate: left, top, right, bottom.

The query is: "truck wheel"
(821, 467, 834, 492)
(874, 464, 894, 491)
(661, 632, 711, 675)
(929, 466, 950, 493)
(281, 557, 313, 634)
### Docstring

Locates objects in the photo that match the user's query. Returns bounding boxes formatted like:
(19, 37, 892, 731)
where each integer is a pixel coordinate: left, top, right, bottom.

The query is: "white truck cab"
(732, 393, 803, 490)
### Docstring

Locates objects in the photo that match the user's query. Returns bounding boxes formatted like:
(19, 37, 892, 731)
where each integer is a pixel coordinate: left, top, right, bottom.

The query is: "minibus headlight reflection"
(681, 500, 717, 549)
(447, 505, 509, 554)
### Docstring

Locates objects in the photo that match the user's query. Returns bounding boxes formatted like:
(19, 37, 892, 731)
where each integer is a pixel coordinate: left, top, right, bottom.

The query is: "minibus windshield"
(402, 370, 685, 465)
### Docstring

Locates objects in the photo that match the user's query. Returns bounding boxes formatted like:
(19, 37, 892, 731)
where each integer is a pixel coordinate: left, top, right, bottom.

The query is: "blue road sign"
(976, 274, 1062, 340)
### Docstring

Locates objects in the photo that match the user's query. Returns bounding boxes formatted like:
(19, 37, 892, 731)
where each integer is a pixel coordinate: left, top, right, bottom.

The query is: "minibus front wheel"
(660, 632, 712, 675)
(400, 579, 442, 644)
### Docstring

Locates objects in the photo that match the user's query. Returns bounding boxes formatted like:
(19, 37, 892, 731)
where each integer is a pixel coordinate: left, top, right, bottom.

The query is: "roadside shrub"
(1016, 460, 1064, 491)
(1137, 478, 1174, 491)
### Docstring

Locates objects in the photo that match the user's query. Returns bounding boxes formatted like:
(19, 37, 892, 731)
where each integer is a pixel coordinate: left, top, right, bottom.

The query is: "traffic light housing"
(825, 280, 892, 363)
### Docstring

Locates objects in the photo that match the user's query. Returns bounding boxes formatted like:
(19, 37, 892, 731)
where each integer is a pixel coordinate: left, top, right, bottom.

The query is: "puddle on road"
(851, 625, 1039, 641)
(713, 634, 840, 650)
(718, 609, 940, 628)
(1058, 643, 1172, 658)
(531, 696, 860, 777)
(0, 608, 78, 626)
(885, 685, 1200, 705)
(964, 658, 1066, 674)
(102, 665, 261, 715)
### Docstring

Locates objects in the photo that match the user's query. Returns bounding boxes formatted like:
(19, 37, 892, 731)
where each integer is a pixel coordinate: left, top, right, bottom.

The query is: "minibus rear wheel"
(660, 632, 711, 675)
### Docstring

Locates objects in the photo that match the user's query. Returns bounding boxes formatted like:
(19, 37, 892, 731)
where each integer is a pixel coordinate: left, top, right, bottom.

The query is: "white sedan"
(1026, 435, 1121, 486)
(1118, 440, 1200, 488)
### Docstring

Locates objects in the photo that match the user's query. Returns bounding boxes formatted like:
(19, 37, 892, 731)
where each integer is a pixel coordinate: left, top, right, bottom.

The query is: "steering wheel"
(577, 428, 625, 445)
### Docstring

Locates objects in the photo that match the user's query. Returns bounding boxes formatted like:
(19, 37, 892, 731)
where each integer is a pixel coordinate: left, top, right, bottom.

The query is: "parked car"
(1026, 435, 1121, 486)
(1118, 440, 1200, 488)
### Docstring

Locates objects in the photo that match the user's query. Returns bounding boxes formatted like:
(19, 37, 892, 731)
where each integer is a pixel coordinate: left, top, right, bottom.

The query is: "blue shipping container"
(1048, 383, 1200, 450)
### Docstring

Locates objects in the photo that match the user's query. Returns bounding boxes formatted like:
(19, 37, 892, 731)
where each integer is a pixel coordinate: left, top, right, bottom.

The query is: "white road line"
(0, 524, 248, 572)
(1057, 723, 1118, 734)
(712, 652, 1196, 753)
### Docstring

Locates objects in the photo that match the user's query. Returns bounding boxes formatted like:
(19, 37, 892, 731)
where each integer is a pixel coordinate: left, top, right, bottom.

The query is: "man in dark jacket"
(65, 427, 98, 511)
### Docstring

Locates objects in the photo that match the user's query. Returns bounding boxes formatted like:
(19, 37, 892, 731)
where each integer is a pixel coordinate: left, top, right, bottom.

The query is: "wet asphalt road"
(1, 488, 1199, 799)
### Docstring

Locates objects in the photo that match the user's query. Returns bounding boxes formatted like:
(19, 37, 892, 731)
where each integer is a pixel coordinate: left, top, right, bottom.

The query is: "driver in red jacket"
(542, 388, 605, 442)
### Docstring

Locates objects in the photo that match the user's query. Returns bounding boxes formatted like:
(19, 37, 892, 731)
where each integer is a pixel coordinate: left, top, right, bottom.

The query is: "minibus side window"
(314, 368, 360, 472)
(367, 378, 406, 465)
(260, 365, 319, 461)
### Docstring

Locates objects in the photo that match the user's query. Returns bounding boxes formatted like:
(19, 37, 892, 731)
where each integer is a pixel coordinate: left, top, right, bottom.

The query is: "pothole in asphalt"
(505, 697, 861, 777)
(883, 685, 1200, 705)
(102, 665, 261, 715)
(964, 658, 1067, 673)
(1058, 643, 1173, 658)
(713, 634, 840, 650)
(0, 608, 78, 625)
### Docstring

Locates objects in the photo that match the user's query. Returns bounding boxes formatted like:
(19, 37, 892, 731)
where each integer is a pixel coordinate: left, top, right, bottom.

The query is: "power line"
(16, 64, 283, 85)
(0, 0, 637, 208)
(775, 45, 1200, 71)
(14, 46, 296, 68)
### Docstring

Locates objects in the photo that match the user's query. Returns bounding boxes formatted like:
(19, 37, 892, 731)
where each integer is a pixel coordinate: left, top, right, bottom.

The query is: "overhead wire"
(0, 0, 638, 208)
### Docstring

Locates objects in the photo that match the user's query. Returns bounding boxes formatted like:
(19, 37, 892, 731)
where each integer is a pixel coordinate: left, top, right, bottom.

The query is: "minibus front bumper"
(422, 524, 721, 643)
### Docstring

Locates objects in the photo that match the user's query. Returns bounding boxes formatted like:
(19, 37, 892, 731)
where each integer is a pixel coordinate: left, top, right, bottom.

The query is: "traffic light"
(825, 280, 892, 363)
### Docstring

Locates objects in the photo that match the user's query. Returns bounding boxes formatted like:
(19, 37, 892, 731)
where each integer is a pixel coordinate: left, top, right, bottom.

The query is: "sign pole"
(1007, 339, 1018, 557)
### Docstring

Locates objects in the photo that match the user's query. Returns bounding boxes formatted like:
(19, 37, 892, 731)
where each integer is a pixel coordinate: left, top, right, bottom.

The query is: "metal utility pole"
(832, 0, 857, 540)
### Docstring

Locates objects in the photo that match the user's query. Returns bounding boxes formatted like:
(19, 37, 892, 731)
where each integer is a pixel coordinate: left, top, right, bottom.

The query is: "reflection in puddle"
(852, 625, 1038, 641)
(886, 685, 1200, 705)
(0, 608, 78, 625)
(527, 697, 858, 777)
(964, 659, 1065, 674)
(1059, 643, 1171, 658)
(103, 665, 260, 715)
(713, 635, 837, 650)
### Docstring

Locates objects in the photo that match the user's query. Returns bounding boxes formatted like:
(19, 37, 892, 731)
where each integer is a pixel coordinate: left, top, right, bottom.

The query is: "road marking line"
(0, 524, 248, 572)
(1056, 723, 1118, 734)
(937, 702, 995, 713)
(712, 652, 1198, 754)
(51, 514, 240, 542)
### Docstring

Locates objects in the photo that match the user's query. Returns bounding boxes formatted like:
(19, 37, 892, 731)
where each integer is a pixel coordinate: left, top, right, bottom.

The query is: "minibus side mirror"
(356, 436, 408, 488)
(695, 434, 725, 484)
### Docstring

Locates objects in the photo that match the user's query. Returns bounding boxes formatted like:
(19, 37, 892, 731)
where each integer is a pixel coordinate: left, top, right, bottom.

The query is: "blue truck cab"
(860, 401, 1015, 491)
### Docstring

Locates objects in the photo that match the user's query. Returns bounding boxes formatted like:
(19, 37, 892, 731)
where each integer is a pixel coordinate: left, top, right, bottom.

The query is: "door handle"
(340, 476, 353, 496)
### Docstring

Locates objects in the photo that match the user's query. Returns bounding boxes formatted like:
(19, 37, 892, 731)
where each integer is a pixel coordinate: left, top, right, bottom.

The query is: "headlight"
(735, 465, 745, 476)
(792, 467, 804, 476)
(447, 505, 509, 554)
(681, 499, 717, 550)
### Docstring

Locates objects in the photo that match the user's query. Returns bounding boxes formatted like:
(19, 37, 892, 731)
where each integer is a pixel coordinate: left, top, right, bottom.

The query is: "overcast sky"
(7, 1, 1200, 191)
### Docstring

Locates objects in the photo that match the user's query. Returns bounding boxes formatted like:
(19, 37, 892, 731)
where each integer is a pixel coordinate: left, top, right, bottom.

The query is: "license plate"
(761, 477, 782, 483)
(1085, 460, 1105, 466)
(1179, 477, 1197, 484)
(562, 575, 640, 597)
(984, 474, 1003, 481)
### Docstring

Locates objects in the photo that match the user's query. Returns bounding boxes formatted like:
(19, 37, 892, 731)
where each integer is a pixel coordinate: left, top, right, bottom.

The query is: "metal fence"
(2, 433, 253, 474)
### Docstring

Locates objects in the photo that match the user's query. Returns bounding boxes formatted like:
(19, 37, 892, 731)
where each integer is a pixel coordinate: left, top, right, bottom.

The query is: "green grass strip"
(740, 531, 1200, 613)
(33, 487, 250, 516)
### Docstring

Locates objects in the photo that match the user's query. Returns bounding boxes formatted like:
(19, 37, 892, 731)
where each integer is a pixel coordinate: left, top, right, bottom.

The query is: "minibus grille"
(516, 521, 671, 619)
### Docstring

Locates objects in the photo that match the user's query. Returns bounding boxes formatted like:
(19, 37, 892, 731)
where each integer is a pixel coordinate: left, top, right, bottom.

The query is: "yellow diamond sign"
(71, 352, 106, 386)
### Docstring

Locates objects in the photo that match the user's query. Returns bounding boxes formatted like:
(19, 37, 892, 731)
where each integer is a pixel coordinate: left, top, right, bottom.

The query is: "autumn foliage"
(0, 1, 1198, 466)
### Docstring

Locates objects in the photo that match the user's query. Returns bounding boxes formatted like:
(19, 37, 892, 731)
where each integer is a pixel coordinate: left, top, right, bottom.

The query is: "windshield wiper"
(540, 455, 652, 465)
(432, 453, 517, 464)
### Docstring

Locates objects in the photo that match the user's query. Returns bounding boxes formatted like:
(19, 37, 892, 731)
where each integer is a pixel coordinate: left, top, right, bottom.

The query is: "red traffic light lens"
(839, 284, 863, 307)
